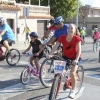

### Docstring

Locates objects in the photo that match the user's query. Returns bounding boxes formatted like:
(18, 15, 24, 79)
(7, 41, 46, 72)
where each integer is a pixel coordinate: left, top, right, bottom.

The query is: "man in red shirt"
(42, 18, 56, 39)
(47, 24, 82, 99)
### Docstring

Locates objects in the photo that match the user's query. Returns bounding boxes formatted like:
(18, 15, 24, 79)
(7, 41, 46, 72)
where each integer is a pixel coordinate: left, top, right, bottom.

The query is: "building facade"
(0, 0, 53, 42)
(66, 7, 100, 36)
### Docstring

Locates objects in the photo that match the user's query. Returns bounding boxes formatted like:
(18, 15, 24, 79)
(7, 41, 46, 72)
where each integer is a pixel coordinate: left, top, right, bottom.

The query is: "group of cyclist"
(0, 16, 82, 99)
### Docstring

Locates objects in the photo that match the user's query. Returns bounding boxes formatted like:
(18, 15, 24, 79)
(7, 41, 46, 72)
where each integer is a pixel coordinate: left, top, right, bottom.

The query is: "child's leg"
(30, 56, 34, 67)
(34, 57, 40, 72)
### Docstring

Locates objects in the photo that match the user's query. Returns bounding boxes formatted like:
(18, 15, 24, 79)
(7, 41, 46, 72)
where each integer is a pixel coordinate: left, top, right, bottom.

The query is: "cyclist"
(22, 32, 43, 76)
(92, 28, 100, 52)
(0, 17, 15, 57)
(42, 18, 56, 39)
(43, 16, 68, 46)
(47, 24, 82, 99)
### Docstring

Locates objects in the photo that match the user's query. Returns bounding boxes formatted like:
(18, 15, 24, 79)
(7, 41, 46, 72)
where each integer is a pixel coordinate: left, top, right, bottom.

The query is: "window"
(90, 10, 93, 15)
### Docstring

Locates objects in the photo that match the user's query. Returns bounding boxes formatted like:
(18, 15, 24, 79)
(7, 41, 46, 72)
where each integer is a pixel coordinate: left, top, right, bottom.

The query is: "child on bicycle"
(47, 24, 82, 99)
(22, 32, 43, 76)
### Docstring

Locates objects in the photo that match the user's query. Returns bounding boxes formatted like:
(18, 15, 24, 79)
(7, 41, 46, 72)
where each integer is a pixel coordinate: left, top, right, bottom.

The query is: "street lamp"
(76, 0, 79, 27)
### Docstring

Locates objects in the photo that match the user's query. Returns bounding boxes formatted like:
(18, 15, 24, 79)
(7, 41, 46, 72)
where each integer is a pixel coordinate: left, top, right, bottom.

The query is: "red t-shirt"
(48, 25, 56, 31)
(58, 35, 82, 59)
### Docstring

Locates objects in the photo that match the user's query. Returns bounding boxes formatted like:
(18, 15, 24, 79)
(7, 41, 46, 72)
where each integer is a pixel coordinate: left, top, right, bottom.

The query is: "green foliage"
(31, 0, 80, 20)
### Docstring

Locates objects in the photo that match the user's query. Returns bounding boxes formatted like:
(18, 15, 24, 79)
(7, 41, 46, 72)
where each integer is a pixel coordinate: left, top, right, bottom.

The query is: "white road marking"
(85, 73, 100, 80)
(0, 81, 41, 100)
(42, 87, 85, 100)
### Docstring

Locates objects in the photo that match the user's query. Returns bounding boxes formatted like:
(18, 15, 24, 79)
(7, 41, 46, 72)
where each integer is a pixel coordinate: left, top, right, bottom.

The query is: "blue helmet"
(54, 16, 64, 25)
(29, 32, 38, 38)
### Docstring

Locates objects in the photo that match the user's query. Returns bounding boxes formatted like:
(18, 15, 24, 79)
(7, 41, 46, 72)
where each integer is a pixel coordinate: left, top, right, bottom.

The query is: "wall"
(17, 18, 37, 42)
(0, 10, 17, 41)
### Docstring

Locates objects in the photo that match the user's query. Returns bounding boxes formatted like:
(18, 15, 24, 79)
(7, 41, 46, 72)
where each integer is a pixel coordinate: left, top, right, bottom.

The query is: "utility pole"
(39, 0, 40, 6)
(76, 0, 79, 27)
(29, 0, 30, 5)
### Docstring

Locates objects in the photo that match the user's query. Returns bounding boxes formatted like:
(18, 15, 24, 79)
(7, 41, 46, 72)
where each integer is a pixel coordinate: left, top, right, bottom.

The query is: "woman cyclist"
(47, 24, 82, 99)
(22, 32, 43, 76)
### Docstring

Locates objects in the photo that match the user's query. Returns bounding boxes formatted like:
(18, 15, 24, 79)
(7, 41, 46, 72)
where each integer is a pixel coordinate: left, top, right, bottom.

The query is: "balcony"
(16, 3, 50, 16)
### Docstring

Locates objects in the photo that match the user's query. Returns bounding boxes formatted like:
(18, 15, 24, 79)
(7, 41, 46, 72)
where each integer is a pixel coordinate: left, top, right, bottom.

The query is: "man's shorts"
(0, 39, 14, 46)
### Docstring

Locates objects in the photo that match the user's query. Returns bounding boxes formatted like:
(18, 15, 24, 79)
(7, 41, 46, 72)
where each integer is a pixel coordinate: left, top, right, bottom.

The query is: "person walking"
(92, 28, 100, 52)
(22, 24, 31, 43)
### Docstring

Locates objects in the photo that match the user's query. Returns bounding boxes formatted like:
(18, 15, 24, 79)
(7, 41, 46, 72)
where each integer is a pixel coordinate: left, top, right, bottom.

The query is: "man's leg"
(3, 40, 10, 52)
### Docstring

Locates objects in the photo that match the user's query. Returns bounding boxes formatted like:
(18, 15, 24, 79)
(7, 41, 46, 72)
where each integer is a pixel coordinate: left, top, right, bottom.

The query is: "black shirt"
(30, 39, 43, 54)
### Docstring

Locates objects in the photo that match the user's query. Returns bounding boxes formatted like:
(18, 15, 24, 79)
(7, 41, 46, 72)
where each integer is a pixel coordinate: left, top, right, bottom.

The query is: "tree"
(31, 0, 79, 20)
(79, 5, 91, 27)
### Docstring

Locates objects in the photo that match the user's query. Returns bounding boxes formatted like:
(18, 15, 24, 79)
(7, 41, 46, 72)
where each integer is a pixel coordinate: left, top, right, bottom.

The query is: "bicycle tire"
(6, 49, 20, 66)
(20, 68, 31, 85)
(39, 58, 54, 88)
(75, 65, 84, 94)
(49, 75, 60, 100)
(99, 50, 100, 62)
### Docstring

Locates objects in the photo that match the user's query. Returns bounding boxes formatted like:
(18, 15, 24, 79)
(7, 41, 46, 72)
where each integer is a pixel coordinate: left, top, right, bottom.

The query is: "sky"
(80, 0, 100, 7)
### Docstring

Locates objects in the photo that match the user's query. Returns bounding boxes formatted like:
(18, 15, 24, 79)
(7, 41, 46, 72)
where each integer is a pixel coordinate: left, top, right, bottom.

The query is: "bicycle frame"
(0, 45, 7, 60)
(26, 65, 37, 76)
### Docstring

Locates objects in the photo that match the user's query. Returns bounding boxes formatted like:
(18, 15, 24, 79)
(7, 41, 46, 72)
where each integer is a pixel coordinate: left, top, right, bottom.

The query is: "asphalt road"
(0, 37, 100, 100)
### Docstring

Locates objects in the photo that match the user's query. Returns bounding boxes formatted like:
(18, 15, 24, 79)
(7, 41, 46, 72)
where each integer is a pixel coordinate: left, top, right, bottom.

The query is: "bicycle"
(48, 57, 84, 100)
(99, 49, 100, 62)
(41, 32, 62, 56)
(20, 52, 46, 85)
(39, 56, 61, 88)
(0, 41, 20, 66)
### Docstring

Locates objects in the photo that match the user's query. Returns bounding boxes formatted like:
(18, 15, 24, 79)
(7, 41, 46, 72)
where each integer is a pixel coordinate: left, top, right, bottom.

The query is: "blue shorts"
(62, 56, 82, 66)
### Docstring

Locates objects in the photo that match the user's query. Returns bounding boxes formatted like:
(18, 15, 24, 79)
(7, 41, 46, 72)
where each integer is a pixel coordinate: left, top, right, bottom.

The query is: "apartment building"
(66, 7, 100, 35)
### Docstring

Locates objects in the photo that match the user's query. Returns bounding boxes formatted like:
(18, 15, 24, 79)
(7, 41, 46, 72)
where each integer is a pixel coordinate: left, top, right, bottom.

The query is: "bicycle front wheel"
(6, 49, 20, 66)
(75, 65, 84, 94)
(39, 58, 54, 87)
(20, 68, 31, 85)
(99, 50, 100, 62)
(49, 75, 60, 100)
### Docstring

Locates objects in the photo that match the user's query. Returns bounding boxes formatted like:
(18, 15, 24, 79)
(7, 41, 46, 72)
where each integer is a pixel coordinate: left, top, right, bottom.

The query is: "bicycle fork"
(55, 74, 62, 96)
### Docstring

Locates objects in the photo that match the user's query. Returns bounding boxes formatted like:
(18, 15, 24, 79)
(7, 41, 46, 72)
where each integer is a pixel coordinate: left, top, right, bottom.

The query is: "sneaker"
(6, 52, 11, 57)
(34, 71, 39, 77)
(68, 90, 75, 99)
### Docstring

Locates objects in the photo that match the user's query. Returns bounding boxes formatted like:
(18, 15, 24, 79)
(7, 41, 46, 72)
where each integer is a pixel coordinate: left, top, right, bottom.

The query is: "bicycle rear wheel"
(6, 49, 20, 66)
(39, 59, 54, 87)
(49, 75, 60, 100)
(20, 68, 31, 85)
(75, 65, 84, 94)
